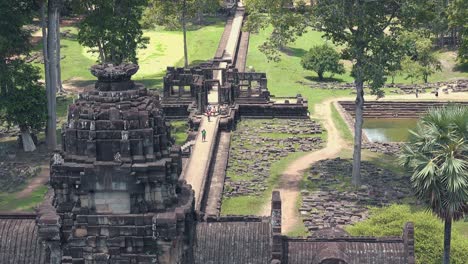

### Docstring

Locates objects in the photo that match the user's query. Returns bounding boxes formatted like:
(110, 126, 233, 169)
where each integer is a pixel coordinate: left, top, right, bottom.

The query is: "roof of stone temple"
(193, 218, 272, 264)
(286, 236, 408, 264)
(0, 214, 48, 264)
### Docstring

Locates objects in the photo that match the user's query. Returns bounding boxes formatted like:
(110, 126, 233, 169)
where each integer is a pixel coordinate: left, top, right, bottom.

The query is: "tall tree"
(448, 0, 468, 62)
(246, 0, 419, 185)
(45, 0, 59, 150)
(399, 30, 442, 83)
(401, 105, 468, 264)
(77, 0, 149, 65)
(2, 62, 47, 152)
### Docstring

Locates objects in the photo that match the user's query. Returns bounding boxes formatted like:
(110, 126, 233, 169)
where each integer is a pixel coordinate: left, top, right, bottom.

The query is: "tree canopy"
(0, 0, 37, 95)
(448, 0, 468, 62)
(301, 44, 345, 81)
(1, 61, 47, 134)
(77, 0, 149, 65)
(142, 0, 221, 29)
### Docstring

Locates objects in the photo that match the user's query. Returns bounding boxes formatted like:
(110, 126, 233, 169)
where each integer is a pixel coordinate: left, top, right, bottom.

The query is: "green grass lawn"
(330, 103, 353, 142)
(32, 17, 225, 89)
(246, 26, 468, 114)
(0, 186, 48, 212)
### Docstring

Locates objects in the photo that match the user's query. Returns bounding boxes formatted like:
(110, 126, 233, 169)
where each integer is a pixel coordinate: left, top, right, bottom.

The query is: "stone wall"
(303, 79, 468, 94)
(339, 100, 468, 118)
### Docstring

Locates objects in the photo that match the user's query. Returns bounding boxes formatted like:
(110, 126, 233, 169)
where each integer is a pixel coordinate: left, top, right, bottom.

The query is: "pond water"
(363, 118, 418, 142)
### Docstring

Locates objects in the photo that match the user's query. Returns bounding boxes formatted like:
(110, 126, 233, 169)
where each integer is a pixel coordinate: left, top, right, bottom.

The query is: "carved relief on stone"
(68, 119, 75, 129)
(121, 131, 129, 141)
(114, 152, 122, 162)
(52, 153, 64, 165)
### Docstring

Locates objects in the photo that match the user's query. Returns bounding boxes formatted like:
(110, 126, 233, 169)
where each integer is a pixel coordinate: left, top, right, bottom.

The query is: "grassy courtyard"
(31, 17, 225, 89)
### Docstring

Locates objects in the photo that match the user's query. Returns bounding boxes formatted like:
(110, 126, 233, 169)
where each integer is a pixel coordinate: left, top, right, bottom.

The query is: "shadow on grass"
(304, 75, 347, 83)
(281, 46, 307, 58)
(67, 78, 95, 88)
(454, 62, 468, 73)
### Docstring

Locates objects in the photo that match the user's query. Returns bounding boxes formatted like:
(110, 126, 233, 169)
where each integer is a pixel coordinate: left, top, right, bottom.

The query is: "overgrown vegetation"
(0, 186, 48, 212)
(347, 205, 468, 264)
(170, 120, 189, 145)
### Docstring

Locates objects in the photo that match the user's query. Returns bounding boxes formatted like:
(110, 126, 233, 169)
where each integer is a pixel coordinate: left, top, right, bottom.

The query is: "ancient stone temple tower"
(39, 64, 195, 264)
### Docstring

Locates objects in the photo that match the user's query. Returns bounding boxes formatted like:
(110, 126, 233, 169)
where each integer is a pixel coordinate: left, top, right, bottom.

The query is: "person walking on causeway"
(201, 129, 207, 142)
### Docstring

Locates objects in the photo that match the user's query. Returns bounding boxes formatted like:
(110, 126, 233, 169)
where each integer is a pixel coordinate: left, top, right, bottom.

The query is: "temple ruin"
(0, 3, 418, 263)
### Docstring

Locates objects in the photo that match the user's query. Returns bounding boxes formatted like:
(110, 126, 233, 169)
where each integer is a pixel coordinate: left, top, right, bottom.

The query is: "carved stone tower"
(42, 64, 195, 264)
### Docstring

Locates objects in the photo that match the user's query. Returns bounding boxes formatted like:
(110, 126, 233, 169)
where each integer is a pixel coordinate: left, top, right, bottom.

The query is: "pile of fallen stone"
(0, 162, 40, 192)
(362, 142, 403, 155)
(300, 158, 412, 232)
(224, 119, 324, 197)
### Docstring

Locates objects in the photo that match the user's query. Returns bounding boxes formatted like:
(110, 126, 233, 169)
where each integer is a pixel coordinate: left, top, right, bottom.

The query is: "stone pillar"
(271, 191, 283, 263)
(37, 201, 62, 264)
(403, 222, 415, 264)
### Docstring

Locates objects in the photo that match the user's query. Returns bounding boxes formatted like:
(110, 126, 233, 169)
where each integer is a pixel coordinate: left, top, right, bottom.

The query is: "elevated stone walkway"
(183, 116, 220, 210)
(203, 132, 231, 216)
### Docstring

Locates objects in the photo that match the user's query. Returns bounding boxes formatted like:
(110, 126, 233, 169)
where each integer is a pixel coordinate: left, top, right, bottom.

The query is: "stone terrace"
(300, 158, 413, 233)
(224, 119, 324, 198)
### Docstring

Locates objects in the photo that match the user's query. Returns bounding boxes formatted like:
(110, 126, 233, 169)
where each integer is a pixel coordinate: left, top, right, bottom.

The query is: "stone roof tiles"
(286, 238, 407, 264)
(194, 221, 272, 264)
(0, 215, 48, 264)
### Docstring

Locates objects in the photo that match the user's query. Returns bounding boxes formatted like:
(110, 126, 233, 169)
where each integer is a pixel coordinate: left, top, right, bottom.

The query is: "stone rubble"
(300, 158, 413, 233)
(224, 119, 324, 197)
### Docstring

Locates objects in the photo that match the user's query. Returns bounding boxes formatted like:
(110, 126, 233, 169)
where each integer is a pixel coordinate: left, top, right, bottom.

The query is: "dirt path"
(15, 164, 49, 199)
(260, 98, 349, 233)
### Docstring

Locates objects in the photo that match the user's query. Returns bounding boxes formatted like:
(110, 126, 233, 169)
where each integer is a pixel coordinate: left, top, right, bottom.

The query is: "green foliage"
(0, 0, 36, 59)
(0, 0, 37, 95)
(301, 44, 345, 81)
(347, 205, 468, 264)
(170, 120, 188, 145)
(400, 105, 468, 221)
(142, 0, 221, 29)
(0, 61, 47, 132)
(77, 0, 149, 64)
(399, 31, 442, 83)
(448, 0, 468, 62)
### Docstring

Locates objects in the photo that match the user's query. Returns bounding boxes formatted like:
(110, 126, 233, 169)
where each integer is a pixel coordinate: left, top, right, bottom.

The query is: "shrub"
(346, 205, 468, 264)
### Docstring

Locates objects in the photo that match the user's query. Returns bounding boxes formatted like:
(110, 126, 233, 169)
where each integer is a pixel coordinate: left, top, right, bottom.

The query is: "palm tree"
(401, 104, 468, 264)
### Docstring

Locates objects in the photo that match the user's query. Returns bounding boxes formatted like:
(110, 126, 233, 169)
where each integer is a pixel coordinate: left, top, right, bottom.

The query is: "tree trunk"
(318, 71, 324, 81)
(56, 12, 64, 93)
(182, 0, 189, 68)
(46, 0, 58, 150)
(443, 216, 452, 264)
(40, 1, 50, 95)
(20, 128, 36, 152)
(351, 79, 364, 186)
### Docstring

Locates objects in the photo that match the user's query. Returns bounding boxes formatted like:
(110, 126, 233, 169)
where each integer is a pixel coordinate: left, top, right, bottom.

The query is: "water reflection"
(363, 118, 418, 142)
